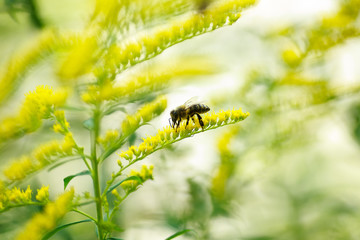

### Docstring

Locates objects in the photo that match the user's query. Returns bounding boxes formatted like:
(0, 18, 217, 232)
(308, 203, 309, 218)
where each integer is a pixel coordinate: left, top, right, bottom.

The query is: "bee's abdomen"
(190, 104, 210, 114)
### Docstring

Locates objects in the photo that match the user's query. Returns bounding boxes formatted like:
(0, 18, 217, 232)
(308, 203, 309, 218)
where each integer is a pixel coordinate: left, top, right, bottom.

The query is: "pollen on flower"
(3, 135, 77, 182)
(5, 186, 32, 204)
(53, 123, 63, 133)
(121, 96, 167, 136)
(3, 156, 34, 181)
(98, 130, 120, 149)
(118, 108, 249, 162)
(120, 165, 154, 192)
(36, 185, 50, 203)
(62, 133, 76, 154)
(15, 188, 74, 240)
(0, 86, 68, 143)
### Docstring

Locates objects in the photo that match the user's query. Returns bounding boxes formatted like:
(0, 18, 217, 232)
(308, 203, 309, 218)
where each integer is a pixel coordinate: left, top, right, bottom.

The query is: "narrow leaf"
(107, 176, 143, 194)
(83, 118, 94, 130)
(42, 219, 92, 240)
(165, 229, 195, 240)
(63, 170, 91, 190)
(48, 157, 81, 171)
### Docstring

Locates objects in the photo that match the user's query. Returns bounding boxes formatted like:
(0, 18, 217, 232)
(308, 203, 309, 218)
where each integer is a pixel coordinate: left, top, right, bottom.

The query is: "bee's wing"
(184, 96, 202, 107)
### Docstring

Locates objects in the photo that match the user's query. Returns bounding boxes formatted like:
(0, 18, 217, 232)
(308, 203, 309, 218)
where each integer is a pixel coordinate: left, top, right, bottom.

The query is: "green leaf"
(63, 170, 91, 190)
(83, 118, 95, 130)
(48, 157, 81, 171)
(128, 133, 137, 146)
(42, 219, 92, 240)
(107, 176, 143, 194)
(165, 229, 195, 240)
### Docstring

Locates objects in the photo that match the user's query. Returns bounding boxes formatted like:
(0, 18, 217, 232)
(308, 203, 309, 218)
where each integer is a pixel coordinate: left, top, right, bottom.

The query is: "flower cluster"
(91, 0, 191, 30)
(0, 30, 57, 103)
(99, 0, 257, 77)
(0, 86, 68, 144)
(15, 188, 74, 240)
(83, 58, 216, 104)
(57, 35, 98, 80)
(119, 165, 154, 192)
(98, 96, 167, 150)
(0, 185, 49, 211)
(52, 110, 71, 135)
(3, 133, 76, 182)
(122, 96, 167, 133)
(280, 0, 360, 69)
(119, 108, 250, 162)
(211, 127, 240, 200)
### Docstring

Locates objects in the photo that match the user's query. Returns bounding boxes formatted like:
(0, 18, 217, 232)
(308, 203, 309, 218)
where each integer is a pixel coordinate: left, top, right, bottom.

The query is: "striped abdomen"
(187, 104, 210, 115)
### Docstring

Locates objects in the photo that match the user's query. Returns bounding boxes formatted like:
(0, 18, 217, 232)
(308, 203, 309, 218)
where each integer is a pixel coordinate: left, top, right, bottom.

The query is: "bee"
(169, 98, 210, 130)
(195, 0, 212, 13)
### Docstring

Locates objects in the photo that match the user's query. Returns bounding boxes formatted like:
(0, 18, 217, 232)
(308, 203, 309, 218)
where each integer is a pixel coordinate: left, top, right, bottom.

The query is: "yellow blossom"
(16, 189, 74, 240)
(36, 186, 50, 203)
(0, 86, 68, 144)
(119, 108, 249, 162)
(53, 123, 63, 133)
(120, 165, 154, 191)
(3, 156, 34, 181)
(121, 96, 167, 136)
(57, 35, 98, 80)
(95, 0, 257, 78)
(8, 186, 32, 204)
(98, 130, 121, 149)
(212, 126, 240, 200)
(3, 135, 77, 182)
(0, 30, 57, 104)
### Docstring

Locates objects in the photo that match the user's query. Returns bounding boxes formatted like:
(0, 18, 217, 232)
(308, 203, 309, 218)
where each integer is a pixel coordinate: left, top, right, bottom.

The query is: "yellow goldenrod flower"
(3, 156, 34, 181)
(36, 186, 50, 203)
(0, 185, 45, 211)
(282, 45, 303, 68)
(0, 30, 57, 104)
(53, 123, 63, 133)
(3, 135, 77, 182)
(57, 34, 98, 80)
(98, 130, 120, 149)
(62, 133, 76, 155)
(8, 186, 32, 204)
(118, 108, 249, 162)
(111, 189, 120, 198)
(0, 86, 68, 144)
(83, 57, 217, 104)
(120, 165, 154, 192)
(15, 188, 74, 240)
(121, 96, 167, 135)
(96, 0, 257, 78)
(211, 127, 240, 200)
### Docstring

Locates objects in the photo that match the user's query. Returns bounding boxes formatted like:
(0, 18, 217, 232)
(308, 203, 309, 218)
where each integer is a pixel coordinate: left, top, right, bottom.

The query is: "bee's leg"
(176, 119, 181, 131)
(195, 113, 204, 129)
(186, 116, 190, 127)
(191, 115, 196, 125)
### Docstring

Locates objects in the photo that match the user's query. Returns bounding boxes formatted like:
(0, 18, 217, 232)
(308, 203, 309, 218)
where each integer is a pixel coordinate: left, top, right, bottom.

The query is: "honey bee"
(169, 98, 210, 130)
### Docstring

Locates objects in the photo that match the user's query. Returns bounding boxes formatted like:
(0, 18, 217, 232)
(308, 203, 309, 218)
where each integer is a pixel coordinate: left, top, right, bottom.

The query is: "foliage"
(0, 0, 255, 239)
(1, 0, 359, 239)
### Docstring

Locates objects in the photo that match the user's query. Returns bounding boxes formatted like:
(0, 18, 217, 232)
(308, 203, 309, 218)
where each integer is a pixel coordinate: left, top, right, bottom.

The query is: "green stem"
(72, 208, 97, 222)
(90, 106, 104, 240)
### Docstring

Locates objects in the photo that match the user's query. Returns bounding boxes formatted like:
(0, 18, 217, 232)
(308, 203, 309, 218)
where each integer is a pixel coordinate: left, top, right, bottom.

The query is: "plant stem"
(90, 106, 104, 239)
(72, 208, 97, 222)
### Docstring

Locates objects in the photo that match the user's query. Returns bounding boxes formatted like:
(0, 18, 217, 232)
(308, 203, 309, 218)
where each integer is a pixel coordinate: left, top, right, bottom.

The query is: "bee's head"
(169, 110, 177, 128)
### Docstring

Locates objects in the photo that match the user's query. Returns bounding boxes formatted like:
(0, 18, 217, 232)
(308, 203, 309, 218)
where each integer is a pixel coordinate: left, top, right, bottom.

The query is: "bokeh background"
(1, 0, 360, 239)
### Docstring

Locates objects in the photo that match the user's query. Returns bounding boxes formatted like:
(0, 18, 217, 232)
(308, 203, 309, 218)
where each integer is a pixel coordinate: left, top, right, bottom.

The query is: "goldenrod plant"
(0, 0, 255, 239)
(181, 0, 360, 239)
